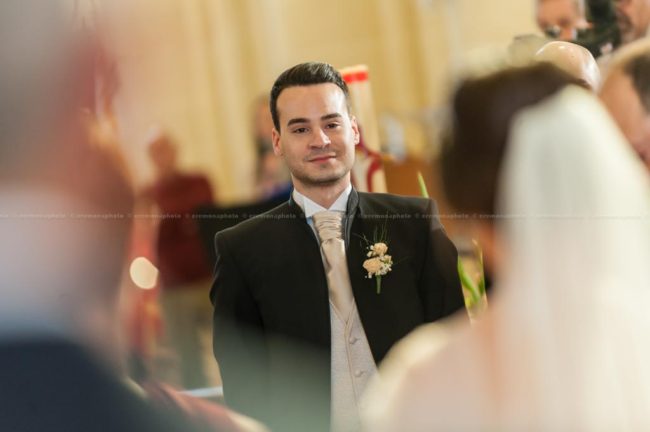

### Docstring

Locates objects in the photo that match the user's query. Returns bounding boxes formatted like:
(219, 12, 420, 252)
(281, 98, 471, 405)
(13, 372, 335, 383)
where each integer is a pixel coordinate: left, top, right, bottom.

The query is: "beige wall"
(105, 0, 537, 204)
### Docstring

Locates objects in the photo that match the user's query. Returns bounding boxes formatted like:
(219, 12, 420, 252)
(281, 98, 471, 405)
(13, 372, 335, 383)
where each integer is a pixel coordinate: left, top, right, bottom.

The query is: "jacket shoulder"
(357, 192, 435, 213)
(215, 201, 297, 243)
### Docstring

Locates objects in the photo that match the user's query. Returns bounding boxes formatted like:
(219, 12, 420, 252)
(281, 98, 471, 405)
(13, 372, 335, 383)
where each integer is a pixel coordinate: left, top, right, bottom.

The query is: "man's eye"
(325, 123, 340, 129)
(292, 127, 308, 134)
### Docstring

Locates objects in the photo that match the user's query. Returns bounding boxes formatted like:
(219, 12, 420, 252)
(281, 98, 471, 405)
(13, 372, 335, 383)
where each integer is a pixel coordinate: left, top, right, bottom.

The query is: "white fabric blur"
(361, 87, 650, 431)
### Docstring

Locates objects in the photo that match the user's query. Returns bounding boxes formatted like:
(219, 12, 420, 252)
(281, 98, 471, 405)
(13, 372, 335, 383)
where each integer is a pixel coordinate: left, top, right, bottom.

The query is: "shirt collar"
(292, 184, 352, 218)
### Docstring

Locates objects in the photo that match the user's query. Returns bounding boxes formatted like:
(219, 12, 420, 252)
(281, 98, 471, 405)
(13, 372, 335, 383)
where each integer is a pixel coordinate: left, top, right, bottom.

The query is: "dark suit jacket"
(0, 338, 204, 432)
(210, 189, 463, 430)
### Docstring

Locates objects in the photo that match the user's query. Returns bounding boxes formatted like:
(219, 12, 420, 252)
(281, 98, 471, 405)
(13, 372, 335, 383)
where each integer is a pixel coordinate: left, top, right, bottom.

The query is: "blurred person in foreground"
(535, 40, 602, 89)
(599, 38, 650, 170)
(361, 63, 650, 430)
(0, 2, 265, 431)
(211, 62, 464, 432)
(0, 2, 199, 430)
(144, 130, 216, 389)
(536, 0, 589, 41)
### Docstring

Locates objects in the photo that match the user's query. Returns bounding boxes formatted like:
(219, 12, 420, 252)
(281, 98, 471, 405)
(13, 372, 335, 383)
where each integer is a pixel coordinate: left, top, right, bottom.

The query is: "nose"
(311, 128, 331, 148)
(559, 27, 576, 41)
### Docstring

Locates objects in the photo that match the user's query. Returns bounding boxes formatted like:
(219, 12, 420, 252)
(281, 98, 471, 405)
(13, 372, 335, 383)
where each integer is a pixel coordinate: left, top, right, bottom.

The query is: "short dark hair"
(441, 63, 580, 216)
(623, 52, 650, 113)
(269, 62, 350, 131)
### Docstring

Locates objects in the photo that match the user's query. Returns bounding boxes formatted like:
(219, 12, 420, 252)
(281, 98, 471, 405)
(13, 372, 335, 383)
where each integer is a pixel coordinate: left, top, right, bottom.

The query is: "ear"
(271, 128, 283, 156)
(350, 115, 360, 146)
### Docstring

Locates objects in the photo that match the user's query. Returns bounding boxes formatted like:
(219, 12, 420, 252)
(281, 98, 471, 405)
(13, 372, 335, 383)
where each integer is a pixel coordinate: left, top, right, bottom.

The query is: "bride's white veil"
(361, 85, 650, 432)
(494, 85, 650, 429)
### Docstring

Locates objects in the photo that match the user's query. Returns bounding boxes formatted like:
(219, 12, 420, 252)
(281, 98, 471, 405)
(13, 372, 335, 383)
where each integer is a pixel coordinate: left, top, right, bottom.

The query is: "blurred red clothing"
(146, 173, 214, 288)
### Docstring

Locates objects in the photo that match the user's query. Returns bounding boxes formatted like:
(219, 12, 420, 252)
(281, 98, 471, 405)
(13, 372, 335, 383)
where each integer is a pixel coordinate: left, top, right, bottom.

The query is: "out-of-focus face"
(616, 0, 650, 44)
(536, 0, 584, 41)
(271, 83, 359, 192)
(148, 136, 177, 176)
(600, 70, 650, 170)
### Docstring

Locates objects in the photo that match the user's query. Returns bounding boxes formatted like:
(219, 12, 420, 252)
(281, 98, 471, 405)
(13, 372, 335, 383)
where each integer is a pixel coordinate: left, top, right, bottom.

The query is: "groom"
(211, 62, 464, 431)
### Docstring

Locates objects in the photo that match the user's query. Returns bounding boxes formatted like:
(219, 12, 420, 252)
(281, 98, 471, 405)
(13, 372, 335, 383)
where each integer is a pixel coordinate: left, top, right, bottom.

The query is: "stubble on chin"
(294, 171, 347, 188)
(291, 160, 351, 187)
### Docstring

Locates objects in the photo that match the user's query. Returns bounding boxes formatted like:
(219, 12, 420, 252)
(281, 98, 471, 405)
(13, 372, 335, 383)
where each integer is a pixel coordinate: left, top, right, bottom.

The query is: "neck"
(294, 176, 350, 209)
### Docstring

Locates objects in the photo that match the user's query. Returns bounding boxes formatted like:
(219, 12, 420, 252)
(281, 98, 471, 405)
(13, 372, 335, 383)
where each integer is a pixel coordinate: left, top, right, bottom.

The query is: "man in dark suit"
(211, 62, 464, 431)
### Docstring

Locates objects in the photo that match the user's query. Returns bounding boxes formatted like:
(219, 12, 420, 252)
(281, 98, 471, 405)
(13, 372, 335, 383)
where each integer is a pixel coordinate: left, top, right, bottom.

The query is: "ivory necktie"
(313, 211, 354, 320)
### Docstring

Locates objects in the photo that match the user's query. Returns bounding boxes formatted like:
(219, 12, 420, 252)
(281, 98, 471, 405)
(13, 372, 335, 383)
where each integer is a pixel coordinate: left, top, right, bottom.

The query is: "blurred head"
(536, 0, 587, 41)
(0, 0, 134, 364)
(441, 64, 580, 270)
(270, 63, 359, 194)
(1, 1, 88, 176)
(535, 41, 601, 90)
(600, 39, 650, 171)
(616, 0, 650, 44)
(441, 63, 579, 271)
(147, 130, 178, 177)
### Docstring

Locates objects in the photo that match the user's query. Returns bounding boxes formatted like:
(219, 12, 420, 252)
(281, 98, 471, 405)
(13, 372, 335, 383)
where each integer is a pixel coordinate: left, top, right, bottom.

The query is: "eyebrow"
(287, 117, 309, 127)
(321, 113, 343, 121)
(286, 113, 344, 127)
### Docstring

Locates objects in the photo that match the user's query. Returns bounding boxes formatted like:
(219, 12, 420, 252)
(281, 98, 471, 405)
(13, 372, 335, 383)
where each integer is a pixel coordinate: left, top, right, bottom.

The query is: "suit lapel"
(345, 193, 420, 364)
(345, 192, 388, 362)
(344, 188, 360, 249)
(282, 198, 332, 347)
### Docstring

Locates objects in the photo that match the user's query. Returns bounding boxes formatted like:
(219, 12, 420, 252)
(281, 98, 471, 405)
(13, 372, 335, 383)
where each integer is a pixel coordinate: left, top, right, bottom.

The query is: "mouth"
(307, 154, 336, 163)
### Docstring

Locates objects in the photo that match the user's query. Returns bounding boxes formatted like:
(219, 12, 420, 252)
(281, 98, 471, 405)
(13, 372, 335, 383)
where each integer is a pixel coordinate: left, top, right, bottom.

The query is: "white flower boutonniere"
(363, 242, 393, 294)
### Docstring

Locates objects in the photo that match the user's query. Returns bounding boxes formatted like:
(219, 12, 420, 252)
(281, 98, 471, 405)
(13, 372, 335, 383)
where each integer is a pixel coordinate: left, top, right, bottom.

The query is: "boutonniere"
(359, 223, 393, 294)
(363, 242, 393, 294)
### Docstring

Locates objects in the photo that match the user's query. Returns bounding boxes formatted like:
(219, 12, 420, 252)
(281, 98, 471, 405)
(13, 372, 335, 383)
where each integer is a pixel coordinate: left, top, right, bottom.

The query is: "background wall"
(103, 0, 537, 204)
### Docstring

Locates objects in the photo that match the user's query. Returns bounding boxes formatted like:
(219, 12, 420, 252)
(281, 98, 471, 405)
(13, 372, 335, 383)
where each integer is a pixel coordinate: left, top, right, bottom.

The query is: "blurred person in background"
(143, 130, 217, 390)
(616, 0, 650, 43)
(252, 95, 292, 201)
(362, 62, 650, 430)
(536, 0, 589, 41)
(599, 38, 650, 170)
(536, 0, 621, 58)
(535, 40, 602, 89)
